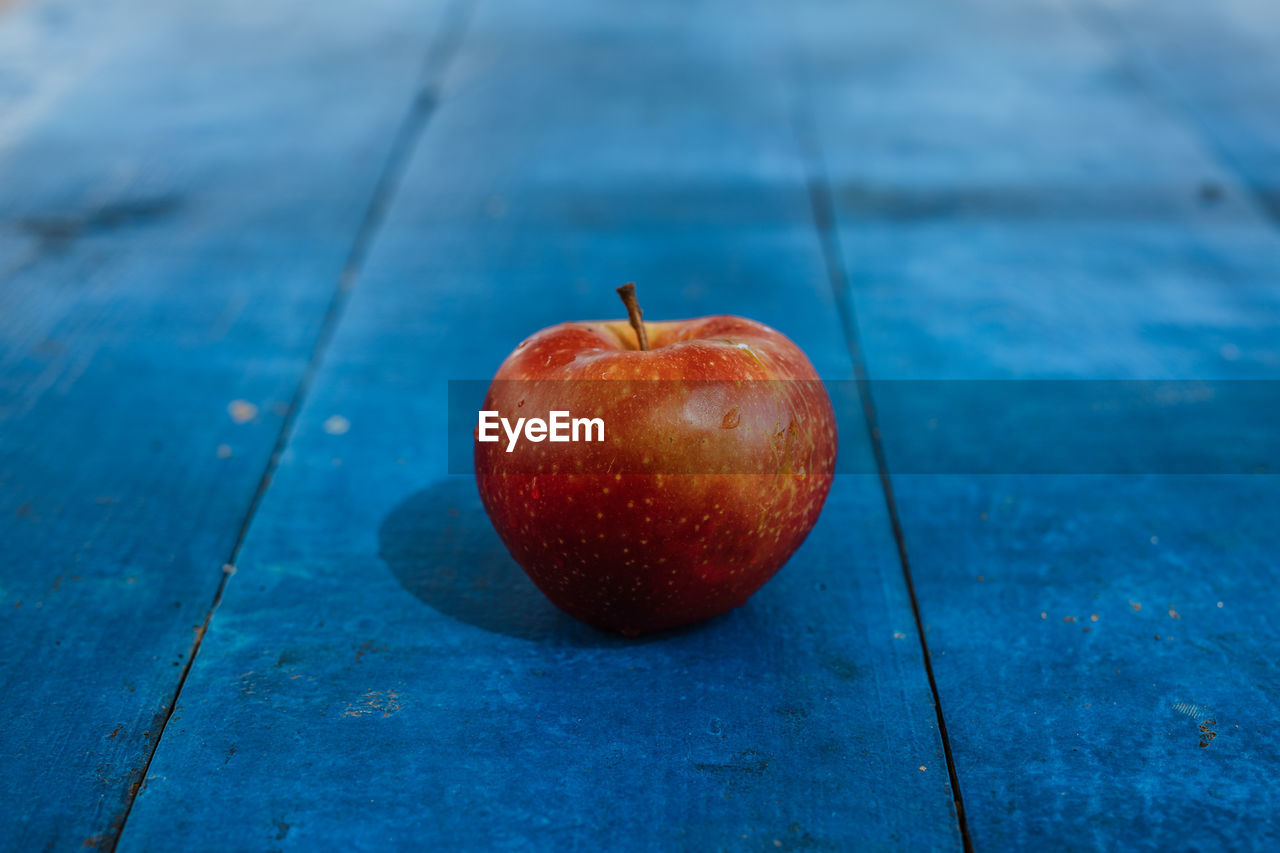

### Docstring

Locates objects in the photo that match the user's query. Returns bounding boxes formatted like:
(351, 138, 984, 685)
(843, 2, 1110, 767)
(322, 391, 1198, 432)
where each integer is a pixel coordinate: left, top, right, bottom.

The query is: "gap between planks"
(101, 1, 478, 849)
(790, 104, 976, 853)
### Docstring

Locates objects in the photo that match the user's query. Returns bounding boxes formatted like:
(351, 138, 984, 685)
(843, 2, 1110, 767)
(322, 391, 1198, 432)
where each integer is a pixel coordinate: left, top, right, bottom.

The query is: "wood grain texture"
(7, 0, 1276, 846)
(794, 0, 1280, 847)
(114, 0, 963, 849)
(1075, 0, 1280, 224)
(0, 0, 452, 847)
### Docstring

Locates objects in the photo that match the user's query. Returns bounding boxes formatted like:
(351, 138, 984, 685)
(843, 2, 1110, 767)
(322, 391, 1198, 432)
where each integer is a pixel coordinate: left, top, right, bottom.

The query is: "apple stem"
(616, 282, 650, 351)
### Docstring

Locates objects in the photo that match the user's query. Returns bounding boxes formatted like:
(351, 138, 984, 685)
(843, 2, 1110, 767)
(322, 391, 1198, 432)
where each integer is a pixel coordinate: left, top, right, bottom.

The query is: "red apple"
(474, 285, 837, 636)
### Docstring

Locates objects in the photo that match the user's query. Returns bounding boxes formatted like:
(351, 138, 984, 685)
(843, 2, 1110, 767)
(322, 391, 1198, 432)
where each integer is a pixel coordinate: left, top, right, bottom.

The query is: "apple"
(474, 284, 837, 636)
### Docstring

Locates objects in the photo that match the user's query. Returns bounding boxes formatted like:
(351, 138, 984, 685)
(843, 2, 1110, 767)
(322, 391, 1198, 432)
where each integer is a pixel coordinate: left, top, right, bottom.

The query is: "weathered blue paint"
(5, 0, 1278, 847)
(797, 0, 1280, 847)
(114, 0, 962, 850)
(0, 0, 453, 848)
(1078, 0, 1280, 226)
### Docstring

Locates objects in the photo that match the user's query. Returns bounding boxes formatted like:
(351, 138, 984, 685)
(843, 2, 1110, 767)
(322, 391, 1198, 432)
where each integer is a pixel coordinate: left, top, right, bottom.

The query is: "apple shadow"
(378, 478, 710, 646)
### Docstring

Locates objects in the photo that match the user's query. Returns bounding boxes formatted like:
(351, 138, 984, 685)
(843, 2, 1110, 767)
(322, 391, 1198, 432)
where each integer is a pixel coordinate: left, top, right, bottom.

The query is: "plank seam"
(791, 107, 976, 853)
(101, 1, 477, 848)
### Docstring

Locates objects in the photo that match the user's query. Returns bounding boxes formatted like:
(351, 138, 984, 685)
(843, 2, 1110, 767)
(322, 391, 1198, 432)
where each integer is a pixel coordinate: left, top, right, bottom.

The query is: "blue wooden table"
(2, 0, 1277, 849)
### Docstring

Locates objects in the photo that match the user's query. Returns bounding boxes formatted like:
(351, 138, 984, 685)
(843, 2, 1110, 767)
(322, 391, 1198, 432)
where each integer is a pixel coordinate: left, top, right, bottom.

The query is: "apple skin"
(475, 314, 836, 636)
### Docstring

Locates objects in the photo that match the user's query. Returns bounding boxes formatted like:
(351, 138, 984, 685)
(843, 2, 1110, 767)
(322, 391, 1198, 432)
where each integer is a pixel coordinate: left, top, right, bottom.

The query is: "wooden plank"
(0, 0, 454, 848)
(114, 0, 964, 849)
(794, 0, 1280, 847)
(1074, 0, 1280, 222)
